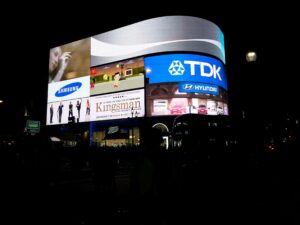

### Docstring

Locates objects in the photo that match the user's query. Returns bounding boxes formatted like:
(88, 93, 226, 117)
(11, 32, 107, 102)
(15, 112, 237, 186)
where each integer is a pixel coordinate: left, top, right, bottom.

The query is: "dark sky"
(1, 3, 299, 131)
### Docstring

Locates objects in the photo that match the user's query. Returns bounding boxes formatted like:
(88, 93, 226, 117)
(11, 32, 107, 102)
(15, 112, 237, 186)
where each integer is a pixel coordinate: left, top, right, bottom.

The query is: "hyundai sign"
(178, 82, 219, 95)
(145, 54, 227, 90)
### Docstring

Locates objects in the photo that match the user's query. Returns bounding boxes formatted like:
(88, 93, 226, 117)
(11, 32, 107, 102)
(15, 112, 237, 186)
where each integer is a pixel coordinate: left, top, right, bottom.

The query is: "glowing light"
(246, 51, 257, 62)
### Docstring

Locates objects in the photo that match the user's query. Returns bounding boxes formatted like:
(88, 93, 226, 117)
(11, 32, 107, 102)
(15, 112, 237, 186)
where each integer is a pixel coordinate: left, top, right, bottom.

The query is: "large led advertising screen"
(91, 16, 225, 66)
(145, 54, 227, 90)
(46, 97, 91, 125)
(90, 57, 144, 95)
(49, 38, 90, 83)
(90, 89, 145, 121)
(145, 53, 228, 117)
(47, 89, 145, 125)
(46, 16, 227, 126)
(48, 76, 90, 103)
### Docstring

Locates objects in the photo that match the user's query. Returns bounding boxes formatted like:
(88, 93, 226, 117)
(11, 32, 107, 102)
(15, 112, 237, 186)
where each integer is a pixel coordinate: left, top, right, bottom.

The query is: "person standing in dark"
(76, 100, 81, 120)
(49, 104, 54, 123)
(57, 102, 64, 123)
(68, 101, 73, 118)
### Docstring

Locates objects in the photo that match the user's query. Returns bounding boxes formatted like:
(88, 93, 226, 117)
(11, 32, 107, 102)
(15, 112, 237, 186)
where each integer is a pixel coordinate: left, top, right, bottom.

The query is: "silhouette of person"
(68, 102, 73, 117)
(49, 47, 72, 83)
(57, 102, 64, 123)
(76, 100, 81, 119)
(49, 104, 54, 124)
(86, 99, 90, 116)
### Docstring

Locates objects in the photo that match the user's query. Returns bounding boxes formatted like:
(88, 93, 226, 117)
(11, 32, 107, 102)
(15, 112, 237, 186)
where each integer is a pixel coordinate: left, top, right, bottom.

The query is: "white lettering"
(184, 60, 201, 75)
(183, 60, 222, 81)
(200, 62, 213, 77)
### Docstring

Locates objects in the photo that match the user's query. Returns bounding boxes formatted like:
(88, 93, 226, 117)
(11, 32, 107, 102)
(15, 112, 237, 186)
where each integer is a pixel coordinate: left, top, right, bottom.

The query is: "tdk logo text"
(169, 60, 222, 81)
(55, 82, 82, 97)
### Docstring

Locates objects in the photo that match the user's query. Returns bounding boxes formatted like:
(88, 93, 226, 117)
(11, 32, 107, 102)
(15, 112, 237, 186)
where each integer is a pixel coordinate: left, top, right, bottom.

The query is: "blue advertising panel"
(145, 54, 227, 90)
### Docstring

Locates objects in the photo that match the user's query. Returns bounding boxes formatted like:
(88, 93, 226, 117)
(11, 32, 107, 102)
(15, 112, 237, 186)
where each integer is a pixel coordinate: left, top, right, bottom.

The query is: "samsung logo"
(55, 82, 82, 97)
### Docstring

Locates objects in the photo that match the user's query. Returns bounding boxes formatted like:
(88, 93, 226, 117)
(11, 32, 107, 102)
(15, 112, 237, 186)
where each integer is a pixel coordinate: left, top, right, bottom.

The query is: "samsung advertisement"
(48, 76, 90, 103)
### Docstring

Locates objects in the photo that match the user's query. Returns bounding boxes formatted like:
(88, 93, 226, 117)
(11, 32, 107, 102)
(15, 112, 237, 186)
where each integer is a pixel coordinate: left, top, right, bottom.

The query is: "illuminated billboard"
(47, 16, 227, 126)
(46, 97, 91, 125)
(145, 54, 227, 90)
(90, 89, 145, 121)
(145, 53, 228, 117)
(91, 16, 225, 66)
(90, 57, 144, 95)
(49, 38, 90, 83)
(48, 76, 90, 103)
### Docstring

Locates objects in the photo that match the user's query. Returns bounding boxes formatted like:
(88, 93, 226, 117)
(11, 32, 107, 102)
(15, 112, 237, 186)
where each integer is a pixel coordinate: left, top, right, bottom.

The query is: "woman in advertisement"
(49, 47, 72, 83)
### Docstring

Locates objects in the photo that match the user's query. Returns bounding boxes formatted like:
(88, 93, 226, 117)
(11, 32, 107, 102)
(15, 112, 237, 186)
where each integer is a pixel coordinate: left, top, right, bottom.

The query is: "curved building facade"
(46, 16, 228, 147)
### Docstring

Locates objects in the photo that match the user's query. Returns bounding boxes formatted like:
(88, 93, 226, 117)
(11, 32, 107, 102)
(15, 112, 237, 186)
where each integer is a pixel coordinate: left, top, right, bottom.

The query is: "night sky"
(1, 3, 299, 132)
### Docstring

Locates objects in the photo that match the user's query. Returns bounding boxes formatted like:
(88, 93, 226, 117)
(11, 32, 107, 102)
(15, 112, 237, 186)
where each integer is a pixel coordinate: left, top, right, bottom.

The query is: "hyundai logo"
(55, 82, 82, 97)
(183, 84, 193, 90)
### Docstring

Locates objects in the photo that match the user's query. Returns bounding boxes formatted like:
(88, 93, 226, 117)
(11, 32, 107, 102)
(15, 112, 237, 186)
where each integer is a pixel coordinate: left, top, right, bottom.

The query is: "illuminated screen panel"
(145, 53, 228, 117)
(46, 97, 91, 125)
(91, 16, 225, 66)
(90, 89, 145, 121)
(49, 38, 90, 83)
(47, 16, 227, 125)
(48, 76, 90, 103)
(90, 57, 144, 96)
(47, 37, 91, 126)
(145, 53, 227, 90)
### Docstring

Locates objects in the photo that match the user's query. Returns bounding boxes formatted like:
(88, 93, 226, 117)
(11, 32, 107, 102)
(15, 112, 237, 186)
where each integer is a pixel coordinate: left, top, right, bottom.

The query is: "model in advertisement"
(76, 99, 82, 121)
(68, 101, 74, 118)
(49, 104, 54, 124)
(49, 47, 72, 83)
(48, 38, 90, 83)
(57, 102, 64, 123)
(86, 99, 90, 116)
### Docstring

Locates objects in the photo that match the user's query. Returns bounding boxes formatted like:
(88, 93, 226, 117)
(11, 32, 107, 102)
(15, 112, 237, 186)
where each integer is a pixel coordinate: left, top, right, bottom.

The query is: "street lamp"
(246, 51, 257, 62)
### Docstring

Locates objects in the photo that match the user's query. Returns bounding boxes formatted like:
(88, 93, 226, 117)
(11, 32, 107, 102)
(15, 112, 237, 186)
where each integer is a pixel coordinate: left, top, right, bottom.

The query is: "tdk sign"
(145, 54, 227, 90)
(55, 82, 82, 97)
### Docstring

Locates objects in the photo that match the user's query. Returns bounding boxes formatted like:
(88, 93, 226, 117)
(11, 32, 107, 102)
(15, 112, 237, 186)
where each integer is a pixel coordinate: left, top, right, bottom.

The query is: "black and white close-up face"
(49, 47, 62, 73)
